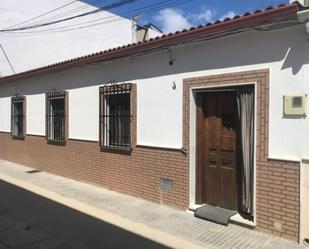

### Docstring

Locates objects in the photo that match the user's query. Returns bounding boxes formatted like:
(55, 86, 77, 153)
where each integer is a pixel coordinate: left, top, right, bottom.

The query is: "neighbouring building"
(0, 0, 162, 76)
(0, 1, 309, 244)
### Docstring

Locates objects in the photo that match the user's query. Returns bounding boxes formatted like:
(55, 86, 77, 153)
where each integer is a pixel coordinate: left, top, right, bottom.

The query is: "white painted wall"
(69, 86, 99, 141)
(0, 25, 309, 161)
(0, 97, 11, 132)
(147, 27, 163, 40)
(137, 75, 182, 148)
(0, 0, 134, 76)
(27, 94, 46, 136)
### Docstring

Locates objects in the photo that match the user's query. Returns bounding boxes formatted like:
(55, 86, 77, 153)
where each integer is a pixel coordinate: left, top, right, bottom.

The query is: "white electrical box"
(283, 94, 307, 116)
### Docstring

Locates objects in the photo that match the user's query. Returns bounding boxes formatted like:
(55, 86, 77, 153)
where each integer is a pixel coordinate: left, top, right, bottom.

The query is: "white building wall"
(0, 25, 309, 161)
(69, 86, 99, 141)
(147, 27, 163, 39)
(27, 94, 46, 136)
(0, 0, 134, 76)
(0, 97, 11, 132)
(137, 75, 183, 148)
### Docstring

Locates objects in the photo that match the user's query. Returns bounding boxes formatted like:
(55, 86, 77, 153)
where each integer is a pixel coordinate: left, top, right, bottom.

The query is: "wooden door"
(196, 91, 238, 211)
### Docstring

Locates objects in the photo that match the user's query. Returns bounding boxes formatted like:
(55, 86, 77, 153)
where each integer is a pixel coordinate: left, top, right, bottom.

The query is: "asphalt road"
(0, 180, 170, 249)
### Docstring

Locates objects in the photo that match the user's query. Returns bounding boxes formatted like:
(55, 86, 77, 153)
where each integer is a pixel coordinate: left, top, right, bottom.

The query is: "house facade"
(0, 2, 309, 243)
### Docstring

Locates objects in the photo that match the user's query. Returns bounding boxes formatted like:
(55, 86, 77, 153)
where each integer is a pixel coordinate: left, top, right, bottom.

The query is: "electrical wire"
(0, 43, 16, 73)
(2, 0, 79, 30)
(0, 0, 136, 32)
(30, 0, 174, 32)
(0, 0, 191, 36)
(27, 0, 108, 28)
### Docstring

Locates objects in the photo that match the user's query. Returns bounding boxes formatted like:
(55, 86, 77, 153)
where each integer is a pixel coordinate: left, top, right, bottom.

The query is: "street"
(0, 180, 169, 249)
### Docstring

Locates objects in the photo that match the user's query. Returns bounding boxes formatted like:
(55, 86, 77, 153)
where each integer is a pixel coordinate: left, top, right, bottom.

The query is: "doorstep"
(0, 159, 304, 249)
(189, 205, 256, 228)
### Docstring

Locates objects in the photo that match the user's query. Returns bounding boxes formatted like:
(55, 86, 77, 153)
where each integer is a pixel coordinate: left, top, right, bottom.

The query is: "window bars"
(11, 96, 25, 138)
(46, 91, 68, 143)
(100, 83, 132, 150)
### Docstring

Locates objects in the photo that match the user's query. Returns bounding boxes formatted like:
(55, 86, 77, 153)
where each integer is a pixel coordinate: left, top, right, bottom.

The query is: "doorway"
(195, 86, 255, 215)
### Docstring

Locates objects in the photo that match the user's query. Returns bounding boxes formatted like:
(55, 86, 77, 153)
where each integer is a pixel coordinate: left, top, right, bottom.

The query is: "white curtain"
(236, 87, 254, 215)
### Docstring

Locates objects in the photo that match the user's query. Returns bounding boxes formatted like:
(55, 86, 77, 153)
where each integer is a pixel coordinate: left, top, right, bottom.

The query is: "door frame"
(188, 82, 257, 224)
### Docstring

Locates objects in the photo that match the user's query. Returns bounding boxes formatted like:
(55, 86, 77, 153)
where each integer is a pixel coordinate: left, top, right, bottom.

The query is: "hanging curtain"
(236, 86, 254, 215)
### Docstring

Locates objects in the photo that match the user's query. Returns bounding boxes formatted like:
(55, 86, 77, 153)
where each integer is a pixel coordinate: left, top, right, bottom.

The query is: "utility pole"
(0, 42, 15, 74)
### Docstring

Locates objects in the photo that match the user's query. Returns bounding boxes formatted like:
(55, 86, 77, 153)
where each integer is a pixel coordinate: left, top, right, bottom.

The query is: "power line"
(0, 43, 15, 74)
(2, 0, 79, 30)
(0, 0, 191, 36)
(33, 0, 174, 32)
(28, 0, 107, 28)
(49, 0, 186, 32)
(0, 0, 136, 32)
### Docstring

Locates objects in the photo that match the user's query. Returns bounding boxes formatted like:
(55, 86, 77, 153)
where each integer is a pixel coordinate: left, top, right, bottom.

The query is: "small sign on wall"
(283, 94, 307, 117)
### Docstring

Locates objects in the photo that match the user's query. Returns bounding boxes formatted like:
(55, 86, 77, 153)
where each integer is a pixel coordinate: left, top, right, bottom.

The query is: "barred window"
(100, 83, 132, 150)
(11, 96, 26, 138)
(46, 91, 68, 143)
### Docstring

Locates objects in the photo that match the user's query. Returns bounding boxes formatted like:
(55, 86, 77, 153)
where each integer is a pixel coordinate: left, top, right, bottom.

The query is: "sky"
(84, 0, 289, 33)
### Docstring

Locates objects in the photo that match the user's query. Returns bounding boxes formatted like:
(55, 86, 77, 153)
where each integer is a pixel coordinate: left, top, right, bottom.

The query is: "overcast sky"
(84, 0, 289, 33)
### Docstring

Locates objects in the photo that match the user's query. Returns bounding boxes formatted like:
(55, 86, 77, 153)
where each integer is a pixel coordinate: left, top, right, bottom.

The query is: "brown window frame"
(11, 96, 26, 139)
(46, 91, 68, 145)
(99, 83, 133, 152)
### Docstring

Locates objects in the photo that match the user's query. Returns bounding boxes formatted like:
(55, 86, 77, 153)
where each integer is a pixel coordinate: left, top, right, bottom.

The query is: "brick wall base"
(0, 133, 189, 209)
(256, 159, 300, 241)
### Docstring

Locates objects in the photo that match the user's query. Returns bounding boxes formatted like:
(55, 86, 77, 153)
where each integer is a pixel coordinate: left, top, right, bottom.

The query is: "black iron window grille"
(11, 96, 25, 138)
(100, 83, 132, 150)
(46, 91, 68, 143)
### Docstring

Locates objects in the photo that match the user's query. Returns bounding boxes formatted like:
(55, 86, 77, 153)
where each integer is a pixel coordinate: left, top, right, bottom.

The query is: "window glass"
(100, 84, 132, 150)
(11, 97, 25, 138)
(47, 92, 67, 142)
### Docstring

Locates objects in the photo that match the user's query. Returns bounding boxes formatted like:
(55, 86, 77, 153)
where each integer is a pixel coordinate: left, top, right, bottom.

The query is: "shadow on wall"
(0, 180, 170, 249)
(0, 25, 308, 97)
(281, 41, 308, 75)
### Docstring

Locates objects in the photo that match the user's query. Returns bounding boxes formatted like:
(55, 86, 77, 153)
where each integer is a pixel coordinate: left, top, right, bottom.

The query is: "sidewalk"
(0, 159, 305, 249)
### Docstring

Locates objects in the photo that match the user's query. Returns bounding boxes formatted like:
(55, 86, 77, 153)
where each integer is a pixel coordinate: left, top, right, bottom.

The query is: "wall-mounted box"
(159, 178, 173, 192)
(283, 94, 307, 116)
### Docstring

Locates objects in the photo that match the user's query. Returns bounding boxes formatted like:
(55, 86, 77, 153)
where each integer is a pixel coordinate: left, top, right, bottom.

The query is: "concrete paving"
(0, 159, 306, 249)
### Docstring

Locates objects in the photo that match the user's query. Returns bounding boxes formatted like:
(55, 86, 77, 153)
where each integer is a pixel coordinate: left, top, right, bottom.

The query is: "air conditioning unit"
(283, 94, 307, 116)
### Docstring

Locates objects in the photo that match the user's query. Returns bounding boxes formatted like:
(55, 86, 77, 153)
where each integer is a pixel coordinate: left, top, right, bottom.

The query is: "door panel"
(220, 136, 235, 152)
(221, 168, 237, 210)
(196, 91, 238, 211)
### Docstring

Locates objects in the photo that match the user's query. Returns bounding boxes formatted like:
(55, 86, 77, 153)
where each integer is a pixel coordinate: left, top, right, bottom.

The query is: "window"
(46, 91, 68, 143)
(11, 96, 26, 138)
(100, 83, 132, 150)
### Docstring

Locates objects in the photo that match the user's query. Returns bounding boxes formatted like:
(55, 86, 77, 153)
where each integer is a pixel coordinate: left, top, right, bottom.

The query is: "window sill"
(47, 140, 67, 146)
(11, 135, 25, 140)
(101, 146, 132, 155)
